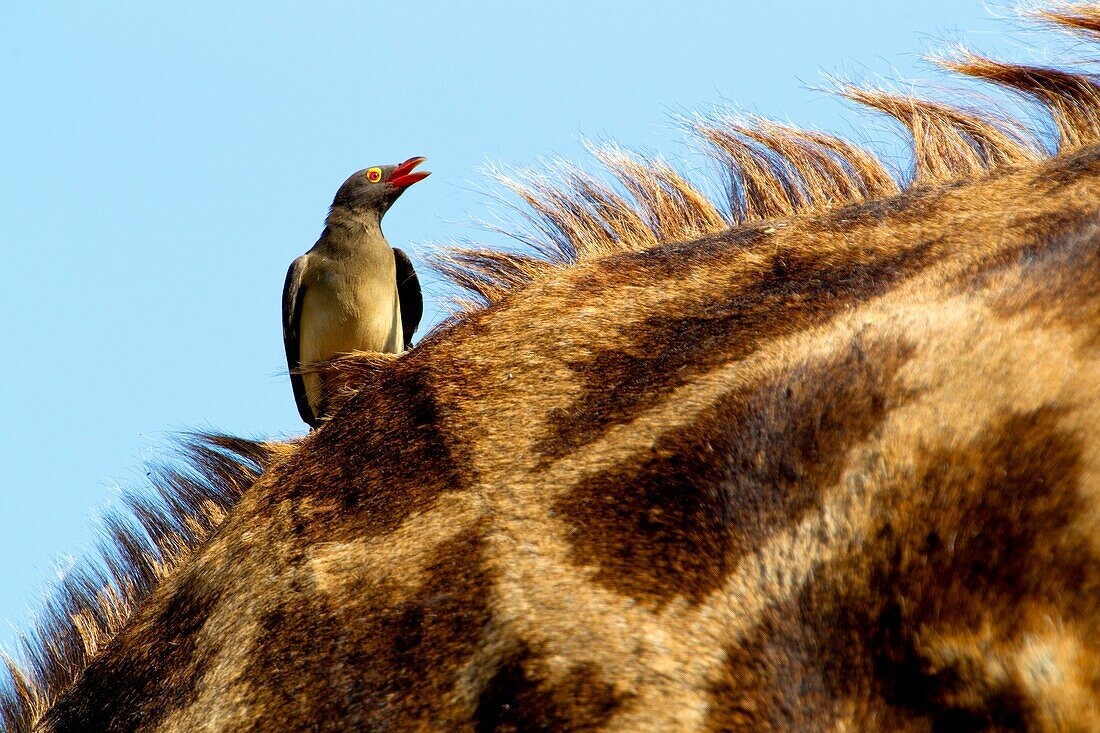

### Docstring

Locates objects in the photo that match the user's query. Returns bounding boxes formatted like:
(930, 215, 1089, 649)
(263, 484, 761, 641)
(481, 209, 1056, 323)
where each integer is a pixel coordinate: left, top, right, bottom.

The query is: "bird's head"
(331, 157, 431, 219)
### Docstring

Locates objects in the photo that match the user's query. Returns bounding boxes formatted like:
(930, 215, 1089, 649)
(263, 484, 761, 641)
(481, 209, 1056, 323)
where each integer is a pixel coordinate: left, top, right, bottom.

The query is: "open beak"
(388, 156, 430, 188)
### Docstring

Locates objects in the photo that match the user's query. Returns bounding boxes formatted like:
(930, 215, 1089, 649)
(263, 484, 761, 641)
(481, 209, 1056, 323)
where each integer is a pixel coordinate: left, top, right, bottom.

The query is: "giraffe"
(4, 3, 1100, 731)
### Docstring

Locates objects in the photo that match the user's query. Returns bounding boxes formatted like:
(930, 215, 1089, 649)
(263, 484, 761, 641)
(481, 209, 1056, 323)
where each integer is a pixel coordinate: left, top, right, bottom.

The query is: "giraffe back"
(29, 145, 1100, 732)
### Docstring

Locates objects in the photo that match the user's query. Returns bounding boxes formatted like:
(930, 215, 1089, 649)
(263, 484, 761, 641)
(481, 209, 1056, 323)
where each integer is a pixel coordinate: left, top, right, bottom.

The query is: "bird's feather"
(394, 248, 423, 349)
(282, 255, 318, 426)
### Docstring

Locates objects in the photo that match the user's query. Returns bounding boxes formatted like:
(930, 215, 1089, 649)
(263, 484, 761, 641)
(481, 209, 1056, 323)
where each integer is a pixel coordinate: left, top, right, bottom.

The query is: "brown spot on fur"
(241, 527, 494, 730)
(708, 609, 885, 732)
(474, 642, 626, 732)
(539, 235, 936, 459)
(939, 190, 1100, 349)
(708, 407, 1098, 730)
(897, 408, 1095, 627)
(556, 337, 915, 606)
(274, 358, 472, 540)
(42, 572, 221, 732)
(988, 212, 1100, 350)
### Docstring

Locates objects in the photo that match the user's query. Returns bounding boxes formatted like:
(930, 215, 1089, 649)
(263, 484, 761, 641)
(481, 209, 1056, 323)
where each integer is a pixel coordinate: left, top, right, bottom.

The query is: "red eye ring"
(367, 167, 383, 183)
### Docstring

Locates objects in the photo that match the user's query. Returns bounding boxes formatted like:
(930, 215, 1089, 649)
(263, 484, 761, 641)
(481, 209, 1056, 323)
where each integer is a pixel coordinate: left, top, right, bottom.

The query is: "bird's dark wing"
(282, 255, 317, 427)
(393, 247, 423, 349)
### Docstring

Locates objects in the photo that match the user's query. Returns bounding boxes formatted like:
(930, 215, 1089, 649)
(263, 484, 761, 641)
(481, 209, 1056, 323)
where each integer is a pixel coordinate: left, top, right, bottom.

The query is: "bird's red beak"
(388, 156, 430, 188)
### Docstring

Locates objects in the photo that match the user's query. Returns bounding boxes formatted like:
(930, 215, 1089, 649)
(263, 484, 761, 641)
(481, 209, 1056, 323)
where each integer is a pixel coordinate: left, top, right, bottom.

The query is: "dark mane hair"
(1, 436, 286, 732)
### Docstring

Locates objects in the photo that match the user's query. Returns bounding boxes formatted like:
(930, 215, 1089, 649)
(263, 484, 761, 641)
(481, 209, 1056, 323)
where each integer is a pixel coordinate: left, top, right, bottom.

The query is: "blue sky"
(0, 2, 1034, 656)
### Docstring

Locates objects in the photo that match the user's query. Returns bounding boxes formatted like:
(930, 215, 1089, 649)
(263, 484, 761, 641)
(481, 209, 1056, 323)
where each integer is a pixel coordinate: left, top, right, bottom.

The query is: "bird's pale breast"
(299, 255, 403, 414)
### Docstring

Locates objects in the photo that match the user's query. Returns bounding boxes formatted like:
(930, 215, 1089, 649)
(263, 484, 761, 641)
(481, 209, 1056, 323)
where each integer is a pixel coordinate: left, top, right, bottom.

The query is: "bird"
(282, 157, 428, 428)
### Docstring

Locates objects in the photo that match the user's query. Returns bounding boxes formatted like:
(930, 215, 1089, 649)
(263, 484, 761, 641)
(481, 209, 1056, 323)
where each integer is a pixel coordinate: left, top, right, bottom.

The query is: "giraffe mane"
(0, 436, 288, 732)
(433, 2, 1100, 312)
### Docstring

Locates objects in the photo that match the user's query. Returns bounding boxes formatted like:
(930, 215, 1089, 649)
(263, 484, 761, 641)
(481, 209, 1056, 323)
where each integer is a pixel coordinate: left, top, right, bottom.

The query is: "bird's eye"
(366, 167, 383, 183)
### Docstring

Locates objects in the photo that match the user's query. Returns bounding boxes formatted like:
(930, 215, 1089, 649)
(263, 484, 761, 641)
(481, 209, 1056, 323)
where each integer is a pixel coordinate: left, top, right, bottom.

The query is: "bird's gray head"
(330, 157, 430, 220)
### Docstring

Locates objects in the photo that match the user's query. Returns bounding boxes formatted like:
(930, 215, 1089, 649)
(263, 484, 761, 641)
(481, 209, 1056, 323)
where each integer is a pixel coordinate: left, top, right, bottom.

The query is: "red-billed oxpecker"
(282, 158, 428, 427)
